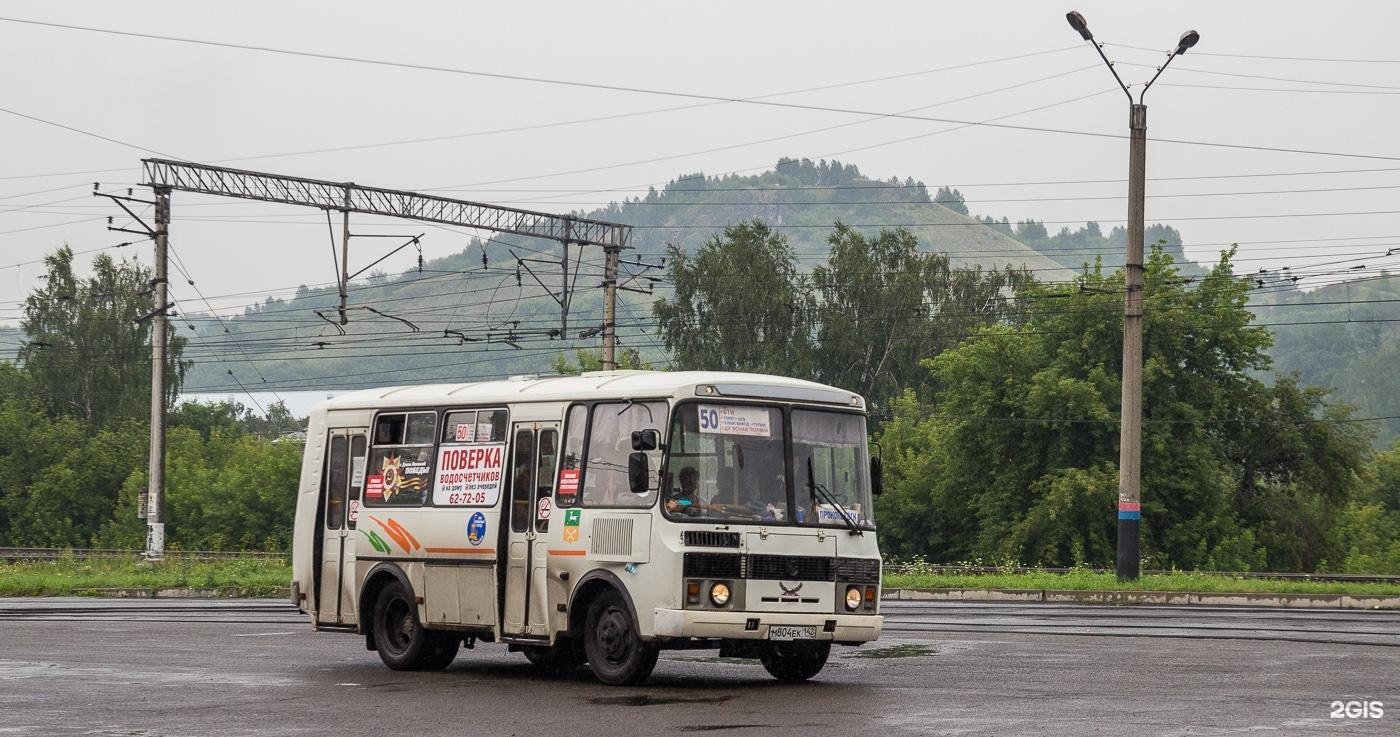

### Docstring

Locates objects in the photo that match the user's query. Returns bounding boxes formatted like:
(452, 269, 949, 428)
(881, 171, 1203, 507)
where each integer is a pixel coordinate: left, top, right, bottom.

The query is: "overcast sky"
(3, 0, 1399, 322)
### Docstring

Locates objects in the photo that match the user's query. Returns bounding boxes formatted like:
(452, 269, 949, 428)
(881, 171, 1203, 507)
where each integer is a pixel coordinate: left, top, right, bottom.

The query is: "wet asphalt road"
(0, 598, 1395, 736)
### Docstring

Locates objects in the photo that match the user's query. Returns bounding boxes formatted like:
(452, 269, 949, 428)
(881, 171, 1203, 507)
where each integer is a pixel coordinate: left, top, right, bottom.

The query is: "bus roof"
(314, 370, 865, 413)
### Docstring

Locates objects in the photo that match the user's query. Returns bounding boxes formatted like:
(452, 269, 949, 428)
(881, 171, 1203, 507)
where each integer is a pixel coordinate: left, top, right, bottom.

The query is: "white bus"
(291, 370, 883, 685)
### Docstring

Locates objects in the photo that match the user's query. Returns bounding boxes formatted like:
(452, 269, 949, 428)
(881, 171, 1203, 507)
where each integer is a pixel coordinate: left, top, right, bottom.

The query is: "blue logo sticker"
(467, 512, 487, 546)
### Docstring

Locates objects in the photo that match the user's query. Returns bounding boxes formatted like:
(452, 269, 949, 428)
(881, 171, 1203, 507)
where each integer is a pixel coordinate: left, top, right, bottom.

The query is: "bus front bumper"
(651, 608, 882, 643)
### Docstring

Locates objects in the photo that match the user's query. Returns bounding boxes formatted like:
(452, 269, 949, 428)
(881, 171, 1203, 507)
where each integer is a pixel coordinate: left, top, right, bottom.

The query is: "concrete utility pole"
(146, 186, 171, 561)
(601, 244, 620, 370)
(1119, 100, 1147, 581)
(1066, 11, 1199, 580)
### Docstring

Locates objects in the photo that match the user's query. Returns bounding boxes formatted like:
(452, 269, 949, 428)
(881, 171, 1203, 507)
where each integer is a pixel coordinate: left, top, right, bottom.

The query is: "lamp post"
(1066, 11, 1199, 581)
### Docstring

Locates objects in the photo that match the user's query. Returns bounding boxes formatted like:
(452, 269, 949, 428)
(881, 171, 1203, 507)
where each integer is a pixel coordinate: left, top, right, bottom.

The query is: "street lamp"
(1065, 11, 1199, 581)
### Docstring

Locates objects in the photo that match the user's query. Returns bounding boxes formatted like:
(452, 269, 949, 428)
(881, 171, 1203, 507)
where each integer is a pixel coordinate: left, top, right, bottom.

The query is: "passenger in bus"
(761, 473, 786, 521)
(709, 467, 740, 508)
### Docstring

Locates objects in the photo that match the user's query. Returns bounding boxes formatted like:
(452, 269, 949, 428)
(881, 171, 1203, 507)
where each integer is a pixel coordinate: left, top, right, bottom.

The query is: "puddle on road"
(588, 694, 734, 707)
(844, 643, 938, 659)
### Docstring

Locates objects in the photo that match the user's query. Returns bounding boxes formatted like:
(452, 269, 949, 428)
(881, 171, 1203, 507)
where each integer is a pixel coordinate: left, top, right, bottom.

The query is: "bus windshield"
(663, 403, 873, 528)
(792, 409, 873, 529)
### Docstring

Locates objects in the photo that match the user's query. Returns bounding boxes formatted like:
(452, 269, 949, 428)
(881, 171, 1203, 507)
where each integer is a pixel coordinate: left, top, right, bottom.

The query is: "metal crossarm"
(141, 158, 630, 247)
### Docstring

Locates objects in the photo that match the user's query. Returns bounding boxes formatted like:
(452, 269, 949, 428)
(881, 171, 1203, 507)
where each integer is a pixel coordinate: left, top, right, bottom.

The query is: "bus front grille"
(683, 530, 741, 548)
(748, 554, 834, 582)
(683, 552, 743, 579)
(684, 554, 875, 584)
(835, 557, 881, 583)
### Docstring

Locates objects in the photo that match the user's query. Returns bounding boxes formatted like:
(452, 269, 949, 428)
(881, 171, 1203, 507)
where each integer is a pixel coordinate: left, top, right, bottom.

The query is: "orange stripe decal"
(548, 549, 587, 556)
(425, 547, 496, 554)
(384, 518, 421, 552)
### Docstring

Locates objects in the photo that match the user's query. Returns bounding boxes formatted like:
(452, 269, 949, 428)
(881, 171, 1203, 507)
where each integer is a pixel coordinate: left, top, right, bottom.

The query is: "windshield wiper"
(806, 456, 862, 536)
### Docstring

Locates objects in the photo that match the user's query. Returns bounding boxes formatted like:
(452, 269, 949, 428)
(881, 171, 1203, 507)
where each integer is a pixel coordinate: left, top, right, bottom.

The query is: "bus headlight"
(845, 586, 862, 611)
(709, 582, 732, 607)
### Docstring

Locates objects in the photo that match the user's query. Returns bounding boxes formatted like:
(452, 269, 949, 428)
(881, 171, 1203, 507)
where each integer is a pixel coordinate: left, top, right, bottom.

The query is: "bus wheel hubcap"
(597, 607, 629, 662)
(387, 601, 412, 651)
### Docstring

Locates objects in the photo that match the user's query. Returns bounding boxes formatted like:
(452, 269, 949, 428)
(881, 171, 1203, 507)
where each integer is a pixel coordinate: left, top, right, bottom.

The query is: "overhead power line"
(1119, 61, 1400, 92)
(1105, 41, 1400, 65)
(0, 46, 1084, 183)
(4, 15, 1400, 164)
(1160, 82, 1400, 96)
(0, 105, 185, 160)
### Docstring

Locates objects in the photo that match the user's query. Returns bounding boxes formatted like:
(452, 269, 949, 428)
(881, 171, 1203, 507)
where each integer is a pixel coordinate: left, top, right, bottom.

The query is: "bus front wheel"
(372, 580, 459, 671)
(759, 641, 830, 682)
(583, 589, 658, 686)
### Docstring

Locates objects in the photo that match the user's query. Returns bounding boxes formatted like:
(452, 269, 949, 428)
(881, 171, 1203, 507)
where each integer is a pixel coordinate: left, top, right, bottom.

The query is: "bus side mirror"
(628, 451, 650, 494)
(870, 456, 884, 497)
(631, 429, 659, 451)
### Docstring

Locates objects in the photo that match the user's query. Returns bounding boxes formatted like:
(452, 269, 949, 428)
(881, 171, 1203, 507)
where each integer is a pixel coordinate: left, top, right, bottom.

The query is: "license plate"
(768, 625, 817, 641)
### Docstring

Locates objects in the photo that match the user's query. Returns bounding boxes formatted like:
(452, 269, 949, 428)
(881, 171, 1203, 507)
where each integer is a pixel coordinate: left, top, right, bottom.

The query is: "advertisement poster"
(364, 448, 433, 505)
(433, 442, 506, 506)
(558, 467, 581, 505)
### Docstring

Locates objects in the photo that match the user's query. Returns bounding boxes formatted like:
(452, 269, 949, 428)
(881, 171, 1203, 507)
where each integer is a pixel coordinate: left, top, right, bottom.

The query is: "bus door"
(503, 422, 559, 637)
(316, 429, 368, 626)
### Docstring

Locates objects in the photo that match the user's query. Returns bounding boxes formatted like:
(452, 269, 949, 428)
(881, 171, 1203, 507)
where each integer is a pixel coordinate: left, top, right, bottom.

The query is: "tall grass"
(885, 569, 1400, 596)
(3, 556, 1396, 598)
(0, 555, 291, 596)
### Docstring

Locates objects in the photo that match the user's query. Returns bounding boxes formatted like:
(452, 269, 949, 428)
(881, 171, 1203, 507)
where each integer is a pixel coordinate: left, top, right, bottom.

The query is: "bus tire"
(372, 579, 443, 671)
(417, 632, 461, 671)
(583, 588, 658, 686)
(759, 641, 830, 682)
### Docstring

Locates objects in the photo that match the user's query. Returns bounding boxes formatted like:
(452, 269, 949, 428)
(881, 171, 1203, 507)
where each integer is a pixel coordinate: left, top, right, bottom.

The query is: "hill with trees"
(170, 158, 1202, 392)
(1254, 272, 1400, 446)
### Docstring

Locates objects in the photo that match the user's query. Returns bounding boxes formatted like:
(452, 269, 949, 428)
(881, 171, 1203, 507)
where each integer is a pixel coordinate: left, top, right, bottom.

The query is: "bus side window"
(443, 411, 477, 443)
(510, 429, 536, 533)
(556, 405, 587, 508)
(583, 401, 668, 509)
(536, 428, 558, 532)
(324, 435, 349, 530)
(479, 409, 509, 442)
(365, 411, 437, 507)
(348, 434, 366, 529)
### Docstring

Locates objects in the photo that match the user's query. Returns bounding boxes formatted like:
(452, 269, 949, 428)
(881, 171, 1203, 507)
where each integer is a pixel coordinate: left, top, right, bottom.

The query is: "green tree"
(98, 426, 303, 551)
(933, 186, 968, 215)
(172, 399, 304, 440)
(1332, 439, 1400, 572)
(18, 246, 189, 427)
(551, 347, 647, 376)
(876, 248, 1370, 570)
(810, 223, 1029, 417)
(653, 221, 814, 375)
(0, 396, 89, 545)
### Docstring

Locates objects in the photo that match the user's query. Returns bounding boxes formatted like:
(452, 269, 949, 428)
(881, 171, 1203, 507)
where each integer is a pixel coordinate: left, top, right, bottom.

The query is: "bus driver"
(666, 466, 700, 514)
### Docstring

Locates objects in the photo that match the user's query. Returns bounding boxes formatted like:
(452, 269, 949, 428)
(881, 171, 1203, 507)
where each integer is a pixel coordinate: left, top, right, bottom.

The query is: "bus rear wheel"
(759, 641, 830, 682)
(372, 580, 458, 671)
(583, 589, 657, 686)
